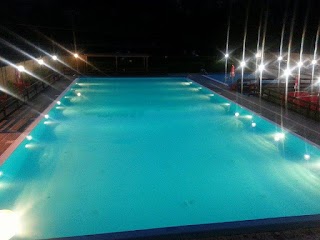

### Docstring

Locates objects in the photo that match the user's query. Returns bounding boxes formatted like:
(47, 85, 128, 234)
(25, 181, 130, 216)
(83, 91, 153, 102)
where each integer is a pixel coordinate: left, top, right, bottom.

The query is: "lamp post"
(224, 53, 229, 83)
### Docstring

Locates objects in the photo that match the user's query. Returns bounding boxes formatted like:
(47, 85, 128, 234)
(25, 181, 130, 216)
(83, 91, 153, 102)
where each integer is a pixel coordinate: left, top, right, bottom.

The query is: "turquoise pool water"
(1, 77, 320, 239)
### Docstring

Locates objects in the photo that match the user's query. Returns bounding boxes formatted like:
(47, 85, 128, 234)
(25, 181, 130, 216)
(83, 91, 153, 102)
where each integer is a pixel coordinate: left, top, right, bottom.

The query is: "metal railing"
(0, 73, 61, 121)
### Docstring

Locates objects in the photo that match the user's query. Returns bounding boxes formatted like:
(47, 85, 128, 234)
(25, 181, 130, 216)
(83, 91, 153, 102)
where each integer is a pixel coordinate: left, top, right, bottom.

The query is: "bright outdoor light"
(57, 101, 61, 105)
(258, 64, 265, 72)
(77, 92, 81, 97)
(235, 112, 240, 117)
(255, 52, 261, 58)
(26, 135, 32, 141)
(44, 114, 49, 119)
(251, 122, 256, 127)
(38, 59, 44, 65)
(284, 68, 291, 77)
(297, 61, 303, 67)
(225, 53, 229, 58)
(278, 56, 283, 61)
(240, 61, 246, 68)
(304, 154, 311, 160)
(0, 209, 20, 240)
(74, 53, 79, 58)
(17, 65, 25, 72)
(52, 55, 58, 61)
(312, 59, 317, 65)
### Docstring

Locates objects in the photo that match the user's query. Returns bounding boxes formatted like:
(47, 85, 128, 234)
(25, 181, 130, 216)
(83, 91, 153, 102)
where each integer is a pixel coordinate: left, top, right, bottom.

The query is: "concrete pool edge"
(40, 214, 320, 240)
(0, 78, 78, 165)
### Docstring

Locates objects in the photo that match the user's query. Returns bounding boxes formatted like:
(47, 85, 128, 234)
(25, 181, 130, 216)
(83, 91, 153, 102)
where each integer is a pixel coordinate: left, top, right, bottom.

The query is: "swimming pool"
(1, 77, 320, 239)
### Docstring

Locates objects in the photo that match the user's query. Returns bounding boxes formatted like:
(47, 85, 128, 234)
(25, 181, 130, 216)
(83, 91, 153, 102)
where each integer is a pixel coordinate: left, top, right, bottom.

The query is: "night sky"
(1, 0, 320, 61)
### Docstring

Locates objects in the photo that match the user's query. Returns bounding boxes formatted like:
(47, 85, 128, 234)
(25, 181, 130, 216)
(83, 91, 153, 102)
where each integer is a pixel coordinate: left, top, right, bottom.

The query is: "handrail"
(0, 73, 62, 122)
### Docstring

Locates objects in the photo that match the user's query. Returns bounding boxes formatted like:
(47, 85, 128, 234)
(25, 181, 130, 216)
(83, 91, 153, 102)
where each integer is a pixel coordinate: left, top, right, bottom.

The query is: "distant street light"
(17, 65, 25, 72)
(258, 64, 265, 72)
(284, 68, 291, 77)
(255, 51, 262, 58)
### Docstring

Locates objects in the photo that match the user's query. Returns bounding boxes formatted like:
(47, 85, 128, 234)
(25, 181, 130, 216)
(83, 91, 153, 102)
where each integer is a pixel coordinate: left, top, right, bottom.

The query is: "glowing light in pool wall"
(0, 209, 20, 240)
(304, 154, 311, 160)
(274, 132, 285, 141)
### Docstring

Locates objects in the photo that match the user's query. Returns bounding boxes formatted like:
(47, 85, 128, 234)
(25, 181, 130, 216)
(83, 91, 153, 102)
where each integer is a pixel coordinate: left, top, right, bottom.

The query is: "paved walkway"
(0, 78, 74, 156)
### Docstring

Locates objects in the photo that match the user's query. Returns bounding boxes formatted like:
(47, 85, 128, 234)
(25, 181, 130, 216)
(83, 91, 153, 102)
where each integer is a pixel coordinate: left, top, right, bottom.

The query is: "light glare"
(258, 64, 265, 72)
(52, 55, 58, 60)
(38, 59, 44, 65)
(274, 132, 285, 141)
(278, 56, 283, 61)
(0, 209, 20, 240)
(17, 65, 25, 72)
(255, 52, 261, 58)
(26, 135, 32, 141)
(304, 154, 311, 160)
(284, 68, 291, 77)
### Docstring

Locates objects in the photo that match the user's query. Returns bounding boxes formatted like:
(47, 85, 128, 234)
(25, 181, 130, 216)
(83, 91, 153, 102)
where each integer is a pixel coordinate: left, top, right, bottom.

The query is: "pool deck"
(190, 74, 320, 147)
(0, 77, 74, 157)
(2, 73, 320, 240)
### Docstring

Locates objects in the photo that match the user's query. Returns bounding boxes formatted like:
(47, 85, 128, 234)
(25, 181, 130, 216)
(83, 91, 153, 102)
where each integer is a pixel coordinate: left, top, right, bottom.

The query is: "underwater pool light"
(274, 132, 285, 141)
(304, 154, 310, 160)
